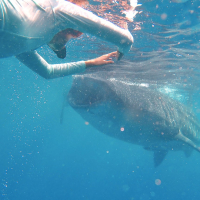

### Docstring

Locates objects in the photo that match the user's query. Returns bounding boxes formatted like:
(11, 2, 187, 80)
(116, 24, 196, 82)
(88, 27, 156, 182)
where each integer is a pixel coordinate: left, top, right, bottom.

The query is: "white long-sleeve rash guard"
(16, 51, 86, 79)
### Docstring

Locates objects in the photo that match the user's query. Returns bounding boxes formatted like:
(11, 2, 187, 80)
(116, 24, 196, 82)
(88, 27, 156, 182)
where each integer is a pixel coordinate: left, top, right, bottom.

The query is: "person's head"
(48, 28, 83, 59)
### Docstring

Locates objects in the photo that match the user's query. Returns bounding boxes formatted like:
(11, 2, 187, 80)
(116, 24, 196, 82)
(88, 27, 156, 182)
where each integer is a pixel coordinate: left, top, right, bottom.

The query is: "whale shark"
(0, 0, 133, 78)
(67, 70, 200, 167)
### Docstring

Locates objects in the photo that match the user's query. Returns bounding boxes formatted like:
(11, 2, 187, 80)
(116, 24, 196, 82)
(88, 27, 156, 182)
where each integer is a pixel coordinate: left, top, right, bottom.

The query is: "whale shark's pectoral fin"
(60, 97, 67, 124)
(144, 146, 168, 167)
(60, 103, 65, 124)
(175, 130, 200, 152)
(153, 150, 168, 167)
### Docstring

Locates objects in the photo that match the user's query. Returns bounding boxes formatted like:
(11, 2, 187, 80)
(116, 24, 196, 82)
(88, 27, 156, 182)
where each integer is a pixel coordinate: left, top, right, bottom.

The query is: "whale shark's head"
(67, 75, 112, 108)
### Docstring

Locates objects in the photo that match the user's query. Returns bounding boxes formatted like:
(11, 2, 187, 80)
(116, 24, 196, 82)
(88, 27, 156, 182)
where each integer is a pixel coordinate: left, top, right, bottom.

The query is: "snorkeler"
(0, 0, 133, 79)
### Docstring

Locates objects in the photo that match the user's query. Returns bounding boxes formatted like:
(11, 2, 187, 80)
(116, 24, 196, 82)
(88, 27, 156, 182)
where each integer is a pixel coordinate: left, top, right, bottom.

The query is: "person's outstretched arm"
(16, 51, 117, 79)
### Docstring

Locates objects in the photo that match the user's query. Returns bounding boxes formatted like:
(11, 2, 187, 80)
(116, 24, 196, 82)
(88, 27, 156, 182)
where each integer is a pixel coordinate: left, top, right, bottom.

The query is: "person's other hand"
(85, 51, 117, 67)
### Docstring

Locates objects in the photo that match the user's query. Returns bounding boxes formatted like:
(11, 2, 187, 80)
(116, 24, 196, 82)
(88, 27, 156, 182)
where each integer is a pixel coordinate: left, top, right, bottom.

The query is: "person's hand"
(85, 51, 117, 68)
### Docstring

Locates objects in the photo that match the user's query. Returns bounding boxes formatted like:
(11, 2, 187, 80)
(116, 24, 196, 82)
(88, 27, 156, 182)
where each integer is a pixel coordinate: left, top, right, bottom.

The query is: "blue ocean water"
(1, 0, 200, 199)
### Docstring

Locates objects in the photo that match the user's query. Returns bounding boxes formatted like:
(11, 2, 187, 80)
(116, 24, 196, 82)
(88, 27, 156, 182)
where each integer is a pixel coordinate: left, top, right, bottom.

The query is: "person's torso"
(0, 0, 56, 57)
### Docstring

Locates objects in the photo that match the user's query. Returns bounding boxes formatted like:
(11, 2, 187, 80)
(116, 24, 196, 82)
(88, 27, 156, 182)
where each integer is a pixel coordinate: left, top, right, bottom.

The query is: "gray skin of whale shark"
(67, 72, 200, 167)
(0, 0, 133, 78)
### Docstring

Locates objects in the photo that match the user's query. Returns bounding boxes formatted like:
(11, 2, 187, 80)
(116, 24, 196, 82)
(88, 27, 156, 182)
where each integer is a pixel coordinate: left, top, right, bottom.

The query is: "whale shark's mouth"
(68, 84, 105, 108)
(68, 94, 104, 108)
